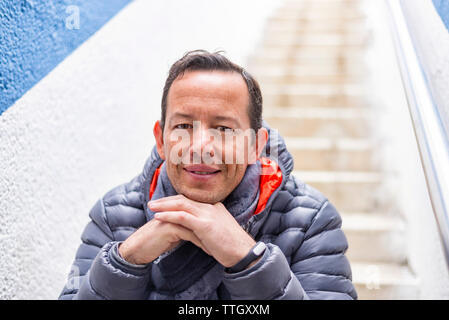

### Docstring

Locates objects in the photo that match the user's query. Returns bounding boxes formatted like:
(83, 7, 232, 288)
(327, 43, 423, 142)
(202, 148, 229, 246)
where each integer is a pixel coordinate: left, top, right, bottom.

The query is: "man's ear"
(256, 127, 268, 159)
(153, 120, 166, 160)
(248, 127, 268, 164)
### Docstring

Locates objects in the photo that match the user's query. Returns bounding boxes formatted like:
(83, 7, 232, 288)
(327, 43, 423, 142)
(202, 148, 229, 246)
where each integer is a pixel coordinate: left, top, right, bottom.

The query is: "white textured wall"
(0, 0, 282, 299)
(362, 0, 449, 299)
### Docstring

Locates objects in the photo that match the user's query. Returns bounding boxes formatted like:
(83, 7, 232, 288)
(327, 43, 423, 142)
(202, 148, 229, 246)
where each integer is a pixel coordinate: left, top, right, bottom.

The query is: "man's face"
(154, 70, 266, 204)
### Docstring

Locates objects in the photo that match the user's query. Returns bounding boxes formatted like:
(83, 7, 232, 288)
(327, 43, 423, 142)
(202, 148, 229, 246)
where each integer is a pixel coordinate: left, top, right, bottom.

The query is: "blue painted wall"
(0, 0, 132, 116)
(433, 0, 449, 31)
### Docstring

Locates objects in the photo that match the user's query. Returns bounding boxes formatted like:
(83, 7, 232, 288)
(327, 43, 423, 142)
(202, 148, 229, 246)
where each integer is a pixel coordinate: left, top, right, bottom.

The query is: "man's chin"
(179, 189, 223, 204)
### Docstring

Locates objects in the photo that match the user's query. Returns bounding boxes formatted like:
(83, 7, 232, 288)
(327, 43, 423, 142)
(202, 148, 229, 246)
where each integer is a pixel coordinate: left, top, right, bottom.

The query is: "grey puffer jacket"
(59, 122, 357, 300)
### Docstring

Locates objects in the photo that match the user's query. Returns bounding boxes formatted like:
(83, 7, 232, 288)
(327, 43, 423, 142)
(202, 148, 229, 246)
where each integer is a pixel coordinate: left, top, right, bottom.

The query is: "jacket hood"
(259, 119, 294, 180)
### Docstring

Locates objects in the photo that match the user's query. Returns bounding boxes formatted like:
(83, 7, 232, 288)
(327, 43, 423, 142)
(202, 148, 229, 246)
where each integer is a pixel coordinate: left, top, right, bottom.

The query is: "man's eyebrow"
(170, 112, 193, 121)
(213, 115, 240, 127)
(170, 113, 241, 126)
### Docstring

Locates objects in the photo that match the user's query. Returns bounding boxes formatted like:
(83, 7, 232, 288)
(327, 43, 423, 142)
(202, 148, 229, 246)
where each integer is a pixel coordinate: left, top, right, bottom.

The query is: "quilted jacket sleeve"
(58, 199, 152, 300)
(291, 199, 357, 299)
(222, 199, 357, 300)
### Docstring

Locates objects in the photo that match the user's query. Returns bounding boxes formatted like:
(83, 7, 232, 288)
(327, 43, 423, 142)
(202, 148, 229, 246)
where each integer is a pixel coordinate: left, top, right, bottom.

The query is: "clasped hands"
(118, 194, 257, 268)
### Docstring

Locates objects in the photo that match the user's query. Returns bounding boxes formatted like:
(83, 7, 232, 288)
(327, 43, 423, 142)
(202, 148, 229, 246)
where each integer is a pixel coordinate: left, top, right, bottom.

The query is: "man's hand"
(149, 194, 256, 268)
(118, 217, 209, 265)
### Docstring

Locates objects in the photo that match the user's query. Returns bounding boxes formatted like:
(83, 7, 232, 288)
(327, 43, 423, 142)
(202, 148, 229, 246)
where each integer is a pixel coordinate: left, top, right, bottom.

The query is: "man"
(59, 50, 357, 300)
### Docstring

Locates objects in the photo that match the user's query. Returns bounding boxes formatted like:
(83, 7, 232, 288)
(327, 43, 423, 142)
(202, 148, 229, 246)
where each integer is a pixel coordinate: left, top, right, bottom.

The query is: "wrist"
(244, 255, 263, 270)
(110, 242, 151, 275)
(225, 241, 267, 273)
(226, 239, 256, 268)
(118, 242, 145, 265)
(237, 240, 257, 260)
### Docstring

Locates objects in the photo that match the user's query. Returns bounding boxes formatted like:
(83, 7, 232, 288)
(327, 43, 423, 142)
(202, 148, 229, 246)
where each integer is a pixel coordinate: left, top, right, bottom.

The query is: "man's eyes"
(216, 126, 234, 133)
(174, 124, 234, 132)
(174, 124, 193, 129)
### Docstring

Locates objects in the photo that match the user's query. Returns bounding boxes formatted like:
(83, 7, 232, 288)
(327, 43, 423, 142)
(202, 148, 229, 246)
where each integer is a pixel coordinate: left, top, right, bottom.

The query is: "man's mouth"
(188, 171, 218, 175)
(183, 164, 221, 176)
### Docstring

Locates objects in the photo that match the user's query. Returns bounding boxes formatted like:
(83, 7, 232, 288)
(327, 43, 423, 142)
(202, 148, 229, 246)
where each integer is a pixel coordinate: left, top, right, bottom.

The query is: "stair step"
(281, 0, 359, 4)
(351, 262, 419, 299)
(265, 19, 365, 34)
(276, 5, 361, 15)
(250, 50, 361, 61)
(263, 28, 365, 37)
(255, 65, 365, 74)
(255, 69, 366, 86)
(264, 106, 370, 118)
(262, 84, 367, 108)
(255, 47, 364, 61)
(254, 65, 365, 78)
(269, 11, 365, 23)
(262, 33, 367, 48)
(278, 0, 360, 9)
(262, 40, 366, 50)
(262, 84, 365, 95)
(292, 170, 385, 212)
(294, 170, 381, 183)
(342, 214, 407, 263)
(250, 52, 365, 68)
(255, 73, 362, 85)
(253, 60, 365, 72)
(264, 107, 371, 138)
(284, 137, 377, 171)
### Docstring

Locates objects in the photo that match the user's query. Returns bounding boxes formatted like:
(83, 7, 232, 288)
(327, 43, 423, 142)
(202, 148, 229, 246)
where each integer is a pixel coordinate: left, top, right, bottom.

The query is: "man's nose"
(192, 122, 215, 158)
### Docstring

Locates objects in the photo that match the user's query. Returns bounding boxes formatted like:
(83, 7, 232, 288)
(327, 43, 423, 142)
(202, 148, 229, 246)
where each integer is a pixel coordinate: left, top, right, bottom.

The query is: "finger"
(171, 224, 210, 255)
(154, 211, 200, 231)
(149, 197, 202, 217)
(150, 194, 184, 203)
(149, 194, 190, 206)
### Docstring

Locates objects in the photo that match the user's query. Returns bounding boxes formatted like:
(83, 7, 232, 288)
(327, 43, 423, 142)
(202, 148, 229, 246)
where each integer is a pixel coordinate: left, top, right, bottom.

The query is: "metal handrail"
(386, 0, 449, 268)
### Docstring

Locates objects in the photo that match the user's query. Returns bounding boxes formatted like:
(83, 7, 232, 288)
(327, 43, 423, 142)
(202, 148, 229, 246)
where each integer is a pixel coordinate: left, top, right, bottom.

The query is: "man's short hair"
(160, 50, 263, 132)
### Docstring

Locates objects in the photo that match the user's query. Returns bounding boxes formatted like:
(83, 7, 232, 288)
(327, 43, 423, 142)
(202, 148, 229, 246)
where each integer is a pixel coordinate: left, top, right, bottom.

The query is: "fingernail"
(148, 201, 156, 207)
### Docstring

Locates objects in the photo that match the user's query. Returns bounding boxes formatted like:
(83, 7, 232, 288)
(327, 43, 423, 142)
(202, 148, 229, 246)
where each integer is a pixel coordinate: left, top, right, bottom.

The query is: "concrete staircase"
(248, 0, 419, 299)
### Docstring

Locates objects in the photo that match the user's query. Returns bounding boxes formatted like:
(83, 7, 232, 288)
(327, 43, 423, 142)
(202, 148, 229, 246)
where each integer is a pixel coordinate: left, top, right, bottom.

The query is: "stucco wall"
(0, 0, 281, 299)
(0, 0, 132, 115)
